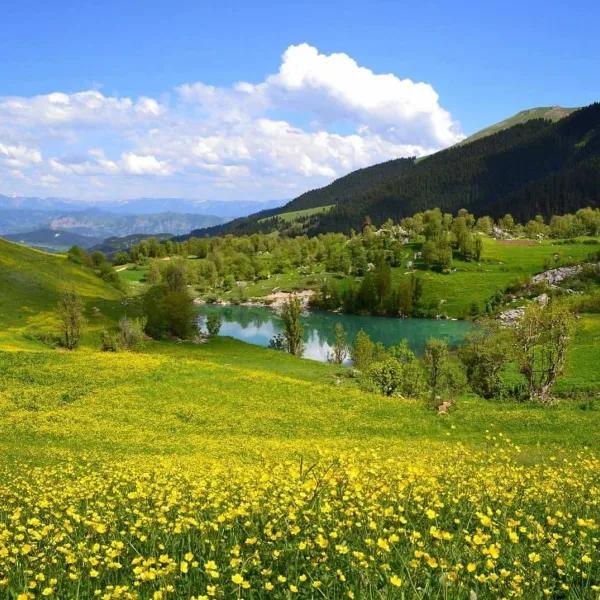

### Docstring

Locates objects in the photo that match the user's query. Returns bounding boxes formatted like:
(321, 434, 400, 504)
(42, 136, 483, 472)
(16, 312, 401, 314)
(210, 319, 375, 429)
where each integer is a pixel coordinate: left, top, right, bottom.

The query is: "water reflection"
(197, 305, 474, 363)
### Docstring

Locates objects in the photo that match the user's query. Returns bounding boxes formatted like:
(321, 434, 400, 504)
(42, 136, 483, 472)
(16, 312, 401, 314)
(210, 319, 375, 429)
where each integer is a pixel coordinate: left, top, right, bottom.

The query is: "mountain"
(462, 106, 577, 145)
(0, 196, 285, 238)
(0, 195, 284, 221)
(201, 102, 600, 237)
(98, 198, 285, 217)
(2, 228, 102, 252)
(44, 210, 225, 238)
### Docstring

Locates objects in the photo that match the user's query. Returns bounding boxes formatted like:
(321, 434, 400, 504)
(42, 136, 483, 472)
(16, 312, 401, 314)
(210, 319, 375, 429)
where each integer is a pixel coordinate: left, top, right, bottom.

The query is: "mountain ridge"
(191, 102, 599, 237)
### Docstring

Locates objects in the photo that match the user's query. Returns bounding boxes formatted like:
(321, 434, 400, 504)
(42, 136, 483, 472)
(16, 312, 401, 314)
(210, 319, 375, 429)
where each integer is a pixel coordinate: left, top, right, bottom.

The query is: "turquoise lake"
(197, 305, 474, 362)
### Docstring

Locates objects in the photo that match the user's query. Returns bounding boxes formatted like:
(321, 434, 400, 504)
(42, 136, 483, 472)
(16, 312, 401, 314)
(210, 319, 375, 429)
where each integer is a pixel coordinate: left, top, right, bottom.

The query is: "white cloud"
(121, 153, 172, 176)
(0, 90, 164, 127)
(0, 142, 42, 168)
(0, 44, 463, 200)
(262, 44, 462, 148)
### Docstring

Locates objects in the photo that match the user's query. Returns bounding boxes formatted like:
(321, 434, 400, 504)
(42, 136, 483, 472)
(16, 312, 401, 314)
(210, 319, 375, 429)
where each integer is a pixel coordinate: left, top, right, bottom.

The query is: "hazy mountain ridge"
(0, 196, 285, 241)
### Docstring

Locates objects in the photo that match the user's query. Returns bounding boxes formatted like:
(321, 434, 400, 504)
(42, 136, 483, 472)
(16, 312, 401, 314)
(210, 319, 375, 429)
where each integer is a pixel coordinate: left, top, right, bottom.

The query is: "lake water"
(196, 305, 474, 362)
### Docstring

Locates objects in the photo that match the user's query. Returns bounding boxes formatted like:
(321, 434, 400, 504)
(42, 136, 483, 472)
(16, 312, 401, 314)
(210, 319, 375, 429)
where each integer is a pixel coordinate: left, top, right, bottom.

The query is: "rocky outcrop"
(531, 265, 583, 286)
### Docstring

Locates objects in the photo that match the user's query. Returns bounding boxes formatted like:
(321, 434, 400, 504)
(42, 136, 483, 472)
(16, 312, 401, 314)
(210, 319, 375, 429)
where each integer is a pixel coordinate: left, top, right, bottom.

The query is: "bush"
(57, 289, 85, 350)
(364, 356, 426, 398)
(268, 333, 287, 351)
(328, 323, 348, 364)
(351, 330, 374, 370)
(423, 338, 466, 403)
(143, 285, 197, 340)
(364, 359, 404, 396)
(100, 330, 119, 352)
(459, 326, 509, 399)
(118, 317, 147, 351)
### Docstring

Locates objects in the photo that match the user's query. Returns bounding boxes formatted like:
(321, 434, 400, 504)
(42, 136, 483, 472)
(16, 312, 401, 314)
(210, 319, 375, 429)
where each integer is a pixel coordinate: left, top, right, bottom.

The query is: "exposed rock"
(531, 265, 583, 286)
(497, 307, 525, 325)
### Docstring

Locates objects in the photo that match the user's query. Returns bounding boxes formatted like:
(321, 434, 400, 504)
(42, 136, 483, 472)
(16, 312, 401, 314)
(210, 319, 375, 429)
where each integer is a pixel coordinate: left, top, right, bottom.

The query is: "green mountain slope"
(462, 106, 577, 144)
(207, 102, 600, 236)
(0, 238, 121, 348)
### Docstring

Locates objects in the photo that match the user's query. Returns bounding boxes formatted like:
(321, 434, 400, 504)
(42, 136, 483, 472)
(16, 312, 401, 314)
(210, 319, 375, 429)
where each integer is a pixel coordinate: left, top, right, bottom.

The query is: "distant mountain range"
(192, 103, 600, 237)
(0, 196, 284, 221)
(0, 196, 285, 248)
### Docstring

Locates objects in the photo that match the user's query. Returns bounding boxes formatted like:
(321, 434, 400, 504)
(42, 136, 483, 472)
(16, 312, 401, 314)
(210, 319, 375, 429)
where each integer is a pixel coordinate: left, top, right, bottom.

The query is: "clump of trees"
(350, 331, 464, 405)
(109, 207, 598, 320)
(67, 246, 124, 291)
(142, 262, 197, 340)
(350, 300, 576, 406)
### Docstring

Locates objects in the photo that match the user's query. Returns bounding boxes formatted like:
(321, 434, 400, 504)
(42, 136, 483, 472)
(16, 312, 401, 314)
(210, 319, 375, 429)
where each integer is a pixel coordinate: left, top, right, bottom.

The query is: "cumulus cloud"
(0, 90, 164, 127)
(0, 141, 43, 169)
(121, 153, 172, 176)
(0, 44, 463, 200)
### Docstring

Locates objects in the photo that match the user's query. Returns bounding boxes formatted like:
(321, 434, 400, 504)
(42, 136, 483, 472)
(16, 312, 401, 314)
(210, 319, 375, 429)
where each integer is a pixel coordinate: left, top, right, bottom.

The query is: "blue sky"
(1, 0, 599, 202)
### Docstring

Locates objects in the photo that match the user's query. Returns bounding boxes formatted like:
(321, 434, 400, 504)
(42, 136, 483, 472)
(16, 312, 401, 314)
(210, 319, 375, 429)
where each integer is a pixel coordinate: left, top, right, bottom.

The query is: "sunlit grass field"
(0, 239, 598, 598)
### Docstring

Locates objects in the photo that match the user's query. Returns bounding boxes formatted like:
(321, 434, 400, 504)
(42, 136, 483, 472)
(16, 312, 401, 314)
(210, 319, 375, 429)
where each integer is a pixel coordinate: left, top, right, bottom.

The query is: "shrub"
(100, 330, 119, 352)
(351, 330, 374, 370)
(143, 285, 197, 340)
(423, 338, 466, 403)
(365, 359, 404, 396)
(459, 326, 509, 399)
(118, 317, 147, 351)
(57, 289, 85, 350)
(268, 333, 287, 351)
(328, 323, 348, 364)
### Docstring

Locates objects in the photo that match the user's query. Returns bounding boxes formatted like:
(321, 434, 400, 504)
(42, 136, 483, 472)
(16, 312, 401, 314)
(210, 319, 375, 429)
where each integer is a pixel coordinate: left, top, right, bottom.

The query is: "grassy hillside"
(462, 105, 577, 144)
(258, 204, 334, 224)
(0, 238, 121, 348)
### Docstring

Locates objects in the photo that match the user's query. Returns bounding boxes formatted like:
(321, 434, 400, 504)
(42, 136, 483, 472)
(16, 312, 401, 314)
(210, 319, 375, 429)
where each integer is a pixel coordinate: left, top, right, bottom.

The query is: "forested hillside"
(203, 103, 600, 237)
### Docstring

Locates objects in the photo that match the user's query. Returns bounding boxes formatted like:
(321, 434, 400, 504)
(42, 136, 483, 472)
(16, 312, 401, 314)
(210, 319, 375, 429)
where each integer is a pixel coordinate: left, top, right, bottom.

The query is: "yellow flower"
(390, 575, 402, 587)
(180, 560, 189, 573)
(231, 573, 244, 585)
